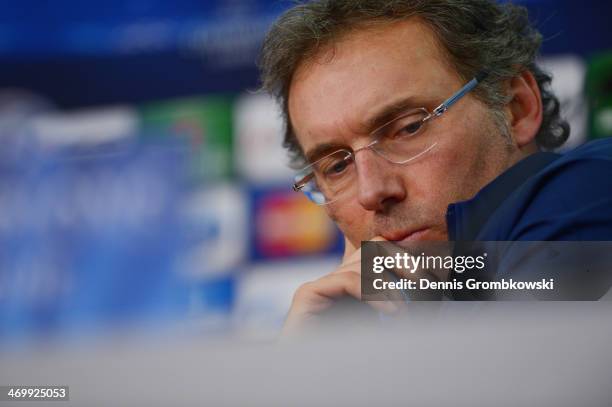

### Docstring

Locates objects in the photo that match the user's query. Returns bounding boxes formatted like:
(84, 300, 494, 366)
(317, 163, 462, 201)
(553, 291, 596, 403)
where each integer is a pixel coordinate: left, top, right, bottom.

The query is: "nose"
(354, 149, 407, 211)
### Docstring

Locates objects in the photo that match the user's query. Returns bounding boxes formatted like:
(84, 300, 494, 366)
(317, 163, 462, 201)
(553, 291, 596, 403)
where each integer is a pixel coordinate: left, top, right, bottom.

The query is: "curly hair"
(258, 0, 570, 167)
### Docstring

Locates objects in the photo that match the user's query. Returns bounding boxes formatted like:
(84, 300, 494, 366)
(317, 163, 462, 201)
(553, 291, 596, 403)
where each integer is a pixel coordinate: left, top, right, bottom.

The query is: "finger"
(343, 235, 387, 264)
(292, 272, 398, 315)
(332, 235, 389, 276)
(281, 270, 402, 338)
(331, 264, 405, 305)
(306, 271, 362, 300)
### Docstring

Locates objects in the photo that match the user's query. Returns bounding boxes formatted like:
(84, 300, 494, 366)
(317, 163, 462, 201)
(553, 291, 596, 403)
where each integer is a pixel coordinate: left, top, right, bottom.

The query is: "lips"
(381, 227, 430, 242)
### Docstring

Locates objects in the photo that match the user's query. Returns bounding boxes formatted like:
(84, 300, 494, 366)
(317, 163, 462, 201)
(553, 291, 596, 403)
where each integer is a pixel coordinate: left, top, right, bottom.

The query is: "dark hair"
(258, 0, 570, 167)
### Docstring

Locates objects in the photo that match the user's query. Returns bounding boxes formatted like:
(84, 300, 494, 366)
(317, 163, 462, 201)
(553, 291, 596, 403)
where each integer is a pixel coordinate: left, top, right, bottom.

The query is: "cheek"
(325, 201, 372, 240)
(425, 120, 503, 203)
(411, 146, 464, 197)
(402, 142, 475, 221)
(437, 146, 469, 185)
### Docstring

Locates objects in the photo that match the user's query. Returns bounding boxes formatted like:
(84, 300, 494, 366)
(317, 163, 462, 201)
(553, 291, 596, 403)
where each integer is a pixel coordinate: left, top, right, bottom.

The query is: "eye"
(324, 159, 349, 175)
(394, 120, 424, 138)
(319, 155, 353, 178)
(380, 110, 430, 141)
(404, 120, 423, 134)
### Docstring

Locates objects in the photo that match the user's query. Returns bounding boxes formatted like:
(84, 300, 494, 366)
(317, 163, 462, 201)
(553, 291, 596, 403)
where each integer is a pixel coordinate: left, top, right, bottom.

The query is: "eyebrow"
(303, 95, 425, 165)
(305, 141, 348, 165)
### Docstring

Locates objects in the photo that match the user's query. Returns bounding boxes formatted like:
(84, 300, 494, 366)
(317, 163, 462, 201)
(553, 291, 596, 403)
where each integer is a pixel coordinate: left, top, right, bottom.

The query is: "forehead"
(288, 18, 461, 160)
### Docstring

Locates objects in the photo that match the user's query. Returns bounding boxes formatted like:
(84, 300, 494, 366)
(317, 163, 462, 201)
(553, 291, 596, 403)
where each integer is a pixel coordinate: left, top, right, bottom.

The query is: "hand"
(281, 236, 399, 338)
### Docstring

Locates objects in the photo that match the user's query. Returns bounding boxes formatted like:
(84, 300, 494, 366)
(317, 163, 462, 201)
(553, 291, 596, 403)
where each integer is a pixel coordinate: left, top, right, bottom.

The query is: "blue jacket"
(446, 138, 612, 299)
(447, 138, 612, 241)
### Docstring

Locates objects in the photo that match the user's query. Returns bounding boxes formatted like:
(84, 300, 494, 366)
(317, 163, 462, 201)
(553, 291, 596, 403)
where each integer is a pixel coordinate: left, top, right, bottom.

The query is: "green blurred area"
(586, 52, 612, 140)
(140, 96, 234, 181)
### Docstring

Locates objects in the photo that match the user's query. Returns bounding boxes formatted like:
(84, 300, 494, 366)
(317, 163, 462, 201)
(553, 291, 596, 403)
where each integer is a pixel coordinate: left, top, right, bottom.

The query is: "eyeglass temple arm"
(432, 69, 489, 117)
(293, 172, 315, 191)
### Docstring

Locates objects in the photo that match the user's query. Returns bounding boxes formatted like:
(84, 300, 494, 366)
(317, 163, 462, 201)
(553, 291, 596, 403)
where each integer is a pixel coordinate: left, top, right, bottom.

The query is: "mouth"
(381, 227, 430, 244)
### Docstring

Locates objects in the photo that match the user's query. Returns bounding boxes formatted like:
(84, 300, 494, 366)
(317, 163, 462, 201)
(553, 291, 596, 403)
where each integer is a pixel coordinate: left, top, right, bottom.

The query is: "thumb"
(343, 235, 388, 264)
(343, 236, 358, 260)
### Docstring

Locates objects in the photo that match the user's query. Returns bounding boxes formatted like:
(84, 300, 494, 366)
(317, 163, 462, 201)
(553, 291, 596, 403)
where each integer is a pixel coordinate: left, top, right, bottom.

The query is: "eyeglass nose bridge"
(343, 139, 395, 178)
(351, 137, 381, 156)
(357, 143, 397, 173)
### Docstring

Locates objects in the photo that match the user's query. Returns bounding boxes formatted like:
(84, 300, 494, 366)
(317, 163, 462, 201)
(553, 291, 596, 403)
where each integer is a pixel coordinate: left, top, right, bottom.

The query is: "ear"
(506, 70, 543, 149)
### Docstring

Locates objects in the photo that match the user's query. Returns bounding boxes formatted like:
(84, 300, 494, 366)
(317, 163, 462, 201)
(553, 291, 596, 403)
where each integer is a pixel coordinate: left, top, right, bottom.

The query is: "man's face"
(288, 19, 518, 247)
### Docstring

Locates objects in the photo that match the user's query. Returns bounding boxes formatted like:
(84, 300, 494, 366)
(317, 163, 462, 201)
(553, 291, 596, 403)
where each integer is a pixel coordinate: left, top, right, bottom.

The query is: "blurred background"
(0, 0, 611, 345)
